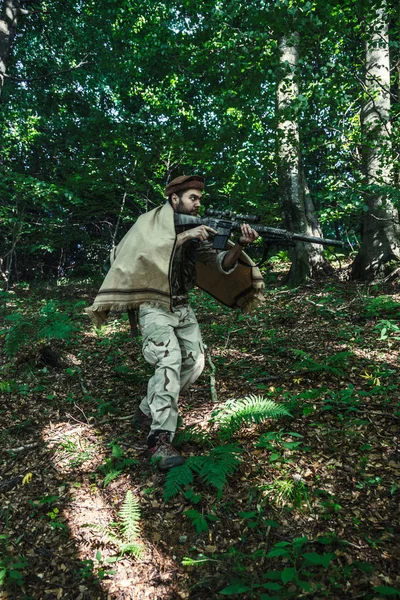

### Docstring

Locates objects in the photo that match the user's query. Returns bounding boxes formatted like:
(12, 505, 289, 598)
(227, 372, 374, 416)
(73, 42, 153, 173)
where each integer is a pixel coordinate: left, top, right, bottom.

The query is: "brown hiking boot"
(148, 430, 185, 471)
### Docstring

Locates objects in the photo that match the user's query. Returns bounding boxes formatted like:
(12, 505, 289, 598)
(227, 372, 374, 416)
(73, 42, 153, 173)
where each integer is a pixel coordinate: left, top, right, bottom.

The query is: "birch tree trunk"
(276, 33, 331, 287)
(351, 2, 400, 280)
(0, 0, 26, 99)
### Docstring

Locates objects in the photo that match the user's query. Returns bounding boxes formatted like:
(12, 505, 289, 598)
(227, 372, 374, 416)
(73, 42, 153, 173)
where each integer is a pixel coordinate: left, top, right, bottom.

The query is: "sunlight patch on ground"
(42, 422, 106, 475)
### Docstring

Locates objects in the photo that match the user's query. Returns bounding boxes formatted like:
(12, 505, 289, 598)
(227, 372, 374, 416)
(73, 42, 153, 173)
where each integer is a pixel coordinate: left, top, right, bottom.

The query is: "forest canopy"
(0, 0, 400, 282)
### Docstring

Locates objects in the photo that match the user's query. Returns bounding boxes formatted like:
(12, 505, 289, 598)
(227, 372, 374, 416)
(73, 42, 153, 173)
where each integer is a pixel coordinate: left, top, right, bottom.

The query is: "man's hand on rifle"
(176, 224, 217, 248)
(221, 223, 259, 271)
(237, 223, 259, 247)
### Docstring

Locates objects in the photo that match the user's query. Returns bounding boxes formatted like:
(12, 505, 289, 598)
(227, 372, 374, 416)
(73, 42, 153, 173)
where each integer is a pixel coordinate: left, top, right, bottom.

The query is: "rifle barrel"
(249, 224, 344, 247)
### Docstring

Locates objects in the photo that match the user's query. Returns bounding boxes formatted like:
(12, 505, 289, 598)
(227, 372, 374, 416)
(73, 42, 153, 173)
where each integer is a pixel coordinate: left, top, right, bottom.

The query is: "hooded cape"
(86, 202, 264, 327)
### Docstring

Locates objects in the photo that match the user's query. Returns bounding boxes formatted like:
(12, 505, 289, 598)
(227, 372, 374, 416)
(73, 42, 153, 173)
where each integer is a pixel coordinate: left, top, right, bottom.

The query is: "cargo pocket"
(141, 324, 173, 366)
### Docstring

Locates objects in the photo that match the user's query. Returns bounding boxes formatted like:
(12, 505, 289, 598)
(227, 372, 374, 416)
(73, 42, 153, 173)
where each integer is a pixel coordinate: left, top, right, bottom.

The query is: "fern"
(86, 490, 143, 558)
(213, 395, 291, 440)
(2, 313, 35, 357)
(163, 447, 242, 502)
(119, 490, 141, 545)
(3, 301, 74, 357)
(163, 459, 199, 502)
(198, 445, 242, 492)
(174, 425, 213, 448)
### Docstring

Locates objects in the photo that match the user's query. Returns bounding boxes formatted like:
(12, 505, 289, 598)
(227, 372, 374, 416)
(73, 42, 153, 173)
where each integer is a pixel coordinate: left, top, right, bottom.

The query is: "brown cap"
(165, 175, 205, 197)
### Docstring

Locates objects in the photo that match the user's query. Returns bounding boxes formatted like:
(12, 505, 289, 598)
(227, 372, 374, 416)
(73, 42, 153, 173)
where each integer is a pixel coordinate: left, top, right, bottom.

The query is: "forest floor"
(0, 264, 399, 600)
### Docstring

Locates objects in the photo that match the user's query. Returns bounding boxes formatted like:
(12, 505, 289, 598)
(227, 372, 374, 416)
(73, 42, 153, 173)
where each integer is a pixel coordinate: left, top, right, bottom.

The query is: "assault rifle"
(174, 208, 344, 263)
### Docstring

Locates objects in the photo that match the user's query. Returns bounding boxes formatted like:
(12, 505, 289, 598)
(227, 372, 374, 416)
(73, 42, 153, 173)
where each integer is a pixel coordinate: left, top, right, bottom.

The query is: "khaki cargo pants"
(138, 304, 205, 438)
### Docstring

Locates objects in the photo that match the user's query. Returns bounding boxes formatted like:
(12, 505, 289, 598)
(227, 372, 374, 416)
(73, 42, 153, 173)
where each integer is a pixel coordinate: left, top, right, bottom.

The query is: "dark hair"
(167, 190, 184, 205)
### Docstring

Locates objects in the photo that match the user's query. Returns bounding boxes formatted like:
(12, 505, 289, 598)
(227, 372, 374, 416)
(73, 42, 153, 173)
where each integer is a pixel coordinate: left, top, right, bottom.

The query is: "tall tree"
(0, 0, 27, 99)
(351, 0, 400, 280)
(276, 31, 331, 286)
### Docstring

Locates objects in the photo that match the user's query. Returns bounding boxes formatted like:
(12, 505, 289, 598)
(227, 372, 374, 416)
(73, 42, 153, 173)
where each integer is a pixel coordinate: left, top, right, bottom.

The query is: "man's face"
(173, 188, 202, 216)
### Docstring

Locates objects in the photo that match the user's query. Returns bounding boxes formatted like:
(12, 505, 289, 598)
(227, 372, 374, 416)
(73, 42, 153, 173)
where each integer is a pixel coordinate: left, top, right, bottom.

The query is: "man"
(86, 175, 264, 471)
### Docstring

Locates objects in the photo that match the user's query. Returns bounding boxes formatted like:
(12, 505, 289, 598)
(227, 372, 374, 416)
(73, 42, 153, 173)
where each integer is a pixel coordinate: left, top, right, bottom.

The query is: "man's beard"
(177, 200, 199, 216)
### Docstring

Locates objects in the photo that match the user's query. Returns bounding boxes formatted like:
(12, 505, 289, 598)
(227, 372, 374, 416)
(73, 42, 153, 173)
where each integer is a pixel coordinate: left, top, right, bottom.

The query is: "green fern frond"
(163, 448, 242, 502)
(38, 302, 74, 341)
(198, 445, 242, 492)
(118, 490, 141, 544)
(174, 425, 213, 448)
(117, 542, 143, 558)
(3, 313, 35, 357)
(103, 470, 122, 487)
(3, 301, 75, 357)
(163, 460, 197, 502)
(213, 395, 291, 440)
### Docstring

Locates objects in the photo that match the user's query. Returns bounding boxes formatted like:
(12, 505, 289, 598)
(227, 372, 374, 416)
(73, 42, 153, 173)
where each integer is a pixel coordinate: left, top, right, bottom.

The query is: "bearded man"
(87, 175, 264, 470)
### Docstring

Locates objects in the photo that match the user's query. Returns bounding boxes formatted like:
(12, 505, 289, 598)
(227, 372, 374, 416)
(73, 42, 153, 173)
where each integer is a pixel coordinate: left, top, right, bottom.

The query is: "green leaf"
(262, 582, 283, 591)
(184, 509, 209, 534)
(352, 560, 374, 574)
(266, 548, 291, 558)
(302, 552, 334, 568)
(274, 541, 291, 547)
(281, 567, 297, 584)
(238, 511, 258, 519)
(219, 582, 254, 595)
(373, 587, 400, 597)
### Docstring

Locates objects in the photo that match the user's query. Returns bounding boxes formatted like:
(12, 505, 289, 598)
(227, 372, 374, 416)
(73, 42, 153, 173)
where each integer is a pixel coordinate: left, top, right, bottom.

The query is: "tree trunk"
(0, 0, 26, 99)
(276, 33, 331, 287)
(351, 2, 400, 280)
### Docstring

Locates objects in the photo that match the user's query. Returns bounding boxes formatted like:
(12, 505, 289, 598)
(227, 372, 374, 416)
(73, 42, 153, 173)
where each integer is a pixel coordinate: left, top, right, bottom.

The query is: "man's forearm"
(221, 242, 245, 271)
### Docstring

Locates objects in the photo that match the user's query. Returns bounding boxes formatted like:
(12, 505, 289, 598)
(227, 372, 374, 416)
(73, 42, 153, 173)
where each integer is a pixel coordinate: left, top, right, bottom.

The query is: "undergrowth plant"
(211, 395, 291, 440)
(361, 295, 399, 319)
(2, 300, 75, 357)
(163, 395, 291, 516)
(88, 490, 143, 558)
(163, 444, 243, 504)
(292, 350, 354, 377)
(98, 443, 139, 487)
(255, 430, 304, 463)
(0, 533, 27, 590)
(260, 473, 311, 511)
(218, 535, 338, 597)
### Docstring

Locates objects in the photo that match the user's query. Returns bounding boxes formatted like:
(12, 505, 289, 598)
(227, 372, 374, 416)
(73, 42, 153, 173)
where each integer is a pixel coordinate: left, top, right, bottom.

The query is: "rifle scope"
(205, 209, 260, 223)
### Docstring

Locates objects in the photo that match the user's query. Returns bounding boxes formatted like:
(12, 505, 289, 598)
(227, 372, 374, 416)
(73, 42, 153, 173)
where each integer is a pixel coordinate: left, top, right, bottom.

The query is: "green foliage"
(362, 296, 399, 319)
(163, 461, 196, 503)
(163, 445, 243, 503)
(183, 509, 209, 534)
(373, 586, 400, 597)
(118, 490, 141, 553)
(212, 395, 291, 440)
(260, 474, 311, 511)
(321, 386, 361, 415)
(173, 424, 213, 448)
(256, 430, 304, 463)
(199, 445, 243, 494)
(0, 534, 27, 590)
(374, 320, 400, 344)
(98, 444, 139, 487)
(218, 536, 339, 597)
(2, 300, 75, 357)
(292, 350, 354, 377)
(87, 490, 143, 558)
